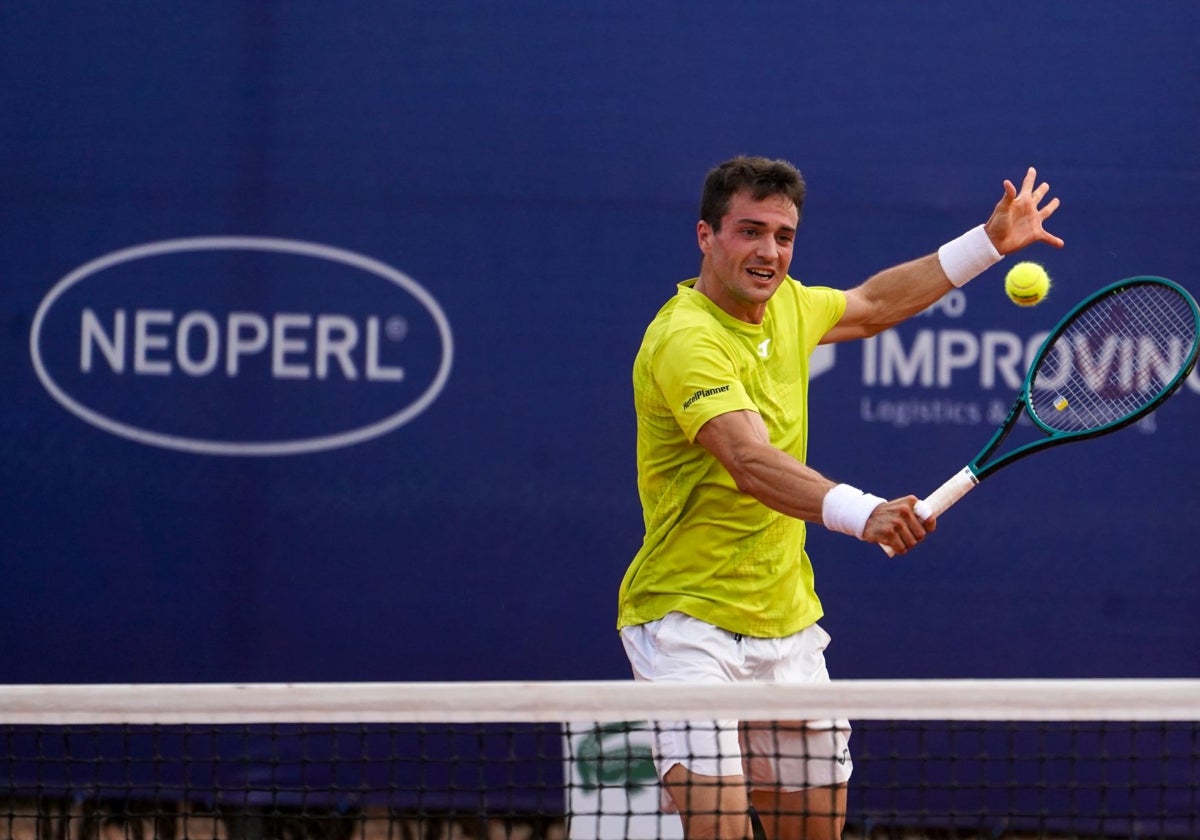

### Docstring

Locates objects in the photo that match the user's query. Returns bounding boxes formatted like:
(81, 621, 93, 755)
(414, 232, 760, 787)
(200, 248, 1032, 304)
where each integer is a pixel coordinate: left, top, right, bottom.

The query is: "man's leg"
(750, 783, 846, 840)
(739, 624, 852, 840)
(663, 763, 754, 840)
(622, 617, 754, 838)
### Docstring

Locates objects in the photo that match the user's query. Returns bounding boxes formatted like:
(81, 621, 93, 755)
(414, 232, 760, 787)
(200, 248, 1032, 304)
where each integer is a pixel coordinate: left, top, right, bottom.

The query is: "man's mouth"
(747, 268, 774, 280)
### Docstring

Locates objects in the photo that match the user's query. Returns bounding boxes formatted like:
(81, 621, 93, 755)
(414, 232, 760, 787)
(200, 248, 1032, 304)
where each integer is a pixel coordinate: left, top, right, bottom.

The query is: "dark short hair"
(699, 156, 806, 231)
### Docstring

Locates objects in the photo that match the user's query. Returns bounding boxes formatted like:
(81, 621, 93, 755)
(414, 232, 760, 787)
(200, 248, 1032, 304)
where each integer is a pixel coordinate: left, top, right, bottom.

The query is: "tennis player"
(617, 156, 1062, 840)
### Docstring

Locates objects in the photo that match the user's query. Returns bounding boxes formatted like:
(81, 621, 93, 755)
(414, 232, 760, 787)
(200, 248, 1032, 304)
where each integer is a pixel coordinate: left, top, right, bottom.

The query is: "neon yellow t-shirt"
(617, 277, 846, 637)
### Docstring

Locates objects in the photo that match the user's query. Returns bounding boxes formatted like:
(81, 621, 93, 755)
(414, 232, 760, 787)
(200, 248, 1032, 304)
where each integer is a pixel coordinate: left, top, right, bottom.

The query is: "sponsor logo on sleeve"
(682, 384, 731, 410)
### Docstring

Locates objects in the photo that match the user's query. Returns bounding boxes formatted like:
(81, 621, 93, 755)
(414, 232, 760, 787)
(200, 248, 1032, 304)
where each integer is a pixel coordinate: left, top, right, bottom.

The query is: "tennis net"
(2, 679, 1198, 839)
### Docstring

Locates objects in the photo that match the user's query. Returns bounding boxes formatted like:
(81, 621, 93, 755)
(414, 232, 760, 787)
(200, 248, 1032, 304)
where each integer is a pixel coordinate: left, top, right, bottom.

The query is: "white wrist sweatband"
(822, 483, 887, 540)
(937, 224, 1002, 287)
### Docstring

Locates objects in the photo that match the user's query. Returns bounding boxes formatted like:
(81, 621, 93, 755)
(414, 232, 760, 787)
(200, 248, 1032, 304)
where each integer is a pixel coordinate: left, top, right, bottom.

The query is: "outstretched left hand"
(984, 167, 1064, 255)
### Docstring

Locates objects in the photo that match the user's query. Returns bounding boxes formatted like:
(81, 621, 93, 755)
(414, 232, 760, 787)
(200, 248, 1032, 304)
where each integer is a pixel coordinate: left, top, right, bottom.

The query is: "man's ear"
(696, 220, 713, 255)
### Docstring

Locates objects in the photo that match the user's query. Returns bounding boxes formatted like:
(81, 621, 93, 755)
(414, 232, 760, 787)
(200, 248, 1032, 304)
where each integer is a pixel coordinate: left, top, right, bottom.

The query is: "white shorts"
(619, 612, 852, 796)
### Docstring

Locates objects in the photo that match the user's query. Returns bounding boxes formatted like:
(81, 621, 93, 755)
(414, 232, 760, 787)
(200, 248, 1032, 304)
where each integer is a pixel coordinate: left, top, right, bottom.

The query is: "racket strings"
(1029, 284, 1198, 432)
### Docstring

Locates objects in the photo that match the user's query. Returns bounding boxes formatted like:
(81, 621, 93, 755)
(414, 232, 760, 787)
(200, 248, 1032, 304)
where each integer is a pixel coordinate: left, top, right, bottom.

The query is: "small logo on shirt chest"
(757, 338, 772, 359)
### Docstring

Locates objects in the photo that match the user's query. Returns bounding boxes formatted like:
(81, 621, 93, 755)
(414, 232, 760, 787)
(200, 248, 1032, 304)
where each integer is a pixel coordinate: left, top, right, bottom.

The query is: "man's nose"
(756, 237, 779, 258)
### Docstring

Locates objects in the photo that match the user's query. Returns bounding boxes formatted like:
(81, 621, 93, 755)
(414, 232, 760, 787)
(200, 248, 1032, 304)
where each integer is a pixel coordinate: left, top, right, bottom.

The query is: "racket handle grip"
(881, 466, 979, 557)
(920, 466, 980, 519)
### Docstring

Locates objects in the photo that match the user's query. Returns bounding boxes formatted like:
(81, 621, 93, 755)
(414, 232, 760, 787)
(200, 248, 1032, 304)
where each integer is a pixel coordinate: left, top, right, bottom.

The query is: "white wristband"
(937, 224, 1002, 287)
(822, 483, 886, 540)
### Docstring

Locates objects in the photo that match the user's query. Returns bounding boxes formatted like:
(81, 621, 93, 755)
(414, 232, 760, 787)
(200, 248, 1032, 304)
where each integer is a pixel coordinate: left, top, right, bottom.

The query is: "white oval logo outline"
(29, 236, 454, 456)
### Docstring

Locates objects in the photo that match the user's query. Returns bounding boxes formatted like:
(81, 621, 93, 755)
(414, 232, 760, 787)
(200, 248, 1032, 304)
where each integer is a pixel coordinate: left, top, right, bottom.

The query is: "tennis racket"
(884, 275, 1200, 556)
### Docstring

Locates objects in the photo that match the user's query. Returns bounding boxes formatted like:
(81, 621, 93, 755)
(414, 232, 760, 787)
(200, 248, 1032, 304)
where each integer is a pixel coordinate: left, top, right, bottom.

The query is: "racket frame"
(969, 275, 1199, 483)
(884, 276, 1199, 554)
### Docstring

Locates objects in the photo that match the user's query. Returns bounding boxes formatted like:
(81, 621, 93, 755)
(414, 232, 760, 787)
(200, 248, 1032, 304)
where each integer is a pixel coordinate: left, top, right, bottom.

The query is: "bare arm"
(694, 409, 934, 554)
(821, 252, 950, 344)
(823, 166, 1064, 344)
(695, 409, 835, 521)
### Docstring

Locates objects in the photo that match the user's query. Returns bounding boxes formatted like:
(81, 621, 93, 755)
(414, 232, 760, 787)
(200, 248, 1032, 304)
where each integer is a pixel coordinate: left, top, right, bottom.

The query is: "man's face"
(696, 190, 798, 323)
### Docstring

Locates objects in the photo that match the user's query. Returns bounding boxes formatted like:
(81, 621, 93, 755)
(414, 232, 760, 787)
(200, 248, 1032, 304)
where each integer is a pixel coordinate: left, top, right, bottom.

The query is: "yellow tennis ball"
(1005, 262, 1051, 307)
